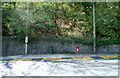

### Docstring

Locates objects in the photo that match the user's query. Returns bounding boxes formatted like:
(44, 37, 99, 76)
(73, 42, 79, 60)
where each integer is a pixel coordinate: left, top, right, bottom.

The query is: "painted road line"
(72, 57, 94, 60)
(31, 58, 43, 61)
(99, 56, 119, 59)
(61, 57, 73, 59)
(90, 56, 104, 60)
(1, 56, 119, 62)
(14, 58, 32, 61)
(42, 60, 53, 62)
(2, 58, 14, 61)
(109, 58, 120, 60)
(43, 57, 61, 61)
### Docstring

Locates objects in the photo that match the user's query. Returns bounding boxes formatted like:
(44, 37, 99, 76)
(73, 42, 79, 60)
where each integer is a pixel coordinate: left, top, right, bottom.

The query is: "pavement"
(0, 54, 119, 77)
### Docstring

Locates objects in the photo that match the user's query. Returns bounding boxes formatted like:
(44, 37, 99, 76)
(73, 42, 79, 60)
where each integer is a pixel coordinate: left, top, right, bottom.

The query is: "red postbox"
(76, 46, 80, 54)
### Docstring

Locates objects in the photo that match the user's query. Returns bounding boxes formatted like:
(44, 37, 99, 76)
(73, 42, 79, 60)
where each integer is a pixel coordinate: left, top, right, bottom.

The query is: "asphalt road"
(0, 54, 119, 77)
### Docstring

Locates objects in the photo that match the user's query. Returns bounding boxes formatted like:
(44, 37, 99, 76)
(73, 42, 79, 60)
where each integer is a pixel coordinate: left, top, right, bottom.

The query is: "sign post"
(25, 2, 29, 54)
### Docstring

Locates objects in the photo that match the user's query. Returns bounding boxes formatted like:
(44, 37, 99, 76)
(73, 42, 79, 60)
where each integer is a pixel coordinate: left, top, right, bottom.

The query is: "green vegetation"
(2, 2, 120, 46)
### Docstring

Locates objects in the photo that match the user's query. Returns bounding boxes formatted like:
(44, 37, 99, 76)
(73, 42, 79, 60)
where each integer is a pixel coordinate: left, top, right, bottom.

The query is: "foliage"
(96, 2, 120, 39)
(2, 2, 120, 45)
(96, 38, 120, 46)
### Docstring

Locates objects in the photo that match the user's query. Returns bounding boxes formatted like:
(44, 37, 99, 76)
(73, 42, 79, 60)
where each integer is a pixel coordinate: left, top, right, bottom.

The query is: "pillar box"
(76, 46, 80, 54)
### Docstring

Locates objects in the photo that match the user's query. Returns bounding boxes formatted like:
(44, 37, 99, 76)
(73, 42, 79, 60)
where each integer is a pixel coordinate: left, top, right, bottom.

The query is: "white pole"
(25, 2, 29, 54)
(93, 2, 96, 54)
(25, 36, 28, 54)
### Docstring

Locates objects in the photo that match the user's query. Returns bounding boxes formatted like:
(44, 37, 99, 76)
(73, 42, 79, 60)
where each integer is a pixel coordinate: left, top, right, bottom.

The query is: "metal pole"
(93, 2, 96, 54)
(0, 2, 2, 57)
(25, 2, 29, 54)
(25, 36, 28, 54)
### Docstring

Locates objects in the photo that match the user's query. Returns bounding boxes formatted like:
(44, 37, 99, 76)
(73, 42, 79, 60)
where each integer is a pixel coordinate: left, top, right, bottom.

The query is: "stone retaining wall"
(2, 39, 119, 56)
